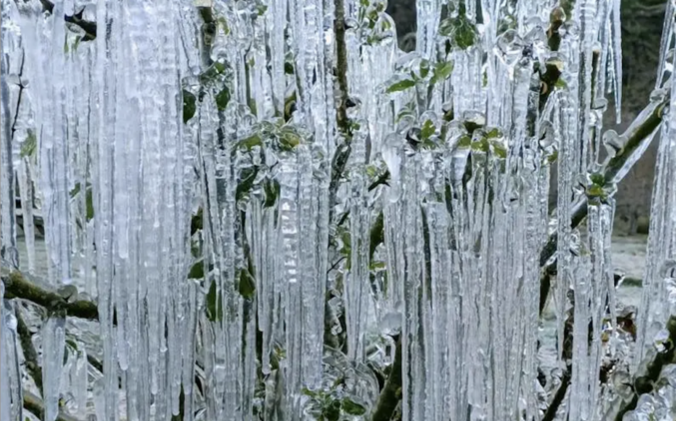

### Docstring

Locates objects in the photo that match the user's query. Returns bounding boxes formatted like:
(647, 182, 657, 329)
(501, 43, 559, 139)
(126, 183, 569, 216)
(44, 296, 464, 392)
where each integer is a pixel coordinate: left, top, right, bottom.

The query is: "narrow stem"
(16, 306, 43, 394)
(371, 336, 402, 421)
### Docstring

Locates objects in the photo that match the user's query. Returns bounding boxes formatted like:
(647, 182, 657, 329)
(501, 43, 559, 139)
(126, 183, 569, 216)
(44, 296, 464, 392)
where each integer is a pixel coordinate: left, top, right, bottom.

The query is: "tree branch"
(23, 390, 83, 421)
(38, 0, 97, 40)
(539, 94, 667, 315)
(613, 315, 676, 420)
(1, 269, 99, 320)
(16, 306, 43, 394)
(371, 336, 402, 421)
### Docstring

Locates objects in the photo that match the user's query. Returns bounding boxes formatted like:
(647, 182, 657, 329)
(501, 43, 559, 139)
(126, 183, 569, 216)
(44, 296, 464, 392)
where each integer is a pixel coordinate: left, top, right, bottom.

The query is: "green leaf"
(301, 387, 318, 398)
(217, 17, 230, 35)
(86, 187, 94, 221)
(263, 178, 280, 208)
(205, 280, 223, 323)
(341, 398, 367, 415)
(69, 182, 81, 198)
(237, 134, 263, 151)
(255, 4, 268, 15)
(490, 140, 507, 159)
(215, 86, 231, 111)
(421, 119, 436, 140)
(386, 79, 416, 93)
(419, 59, 430, 79)
(431, 61, 453, 84)
(191, 208, 203, 236)
(188, 260, 205, 279)
(439, 14, 478, 50)
(486, 127, 502, 139)
(322, 400, 341, 421)
(236, 167, 259, 202)
(20, 131, 37, 158)
(237, 267, 256, 299)
(279, 130, 301, 151)
(457, 134, 472, 148)
(590, 173, 605, 185)
(183, 90, 197, 124)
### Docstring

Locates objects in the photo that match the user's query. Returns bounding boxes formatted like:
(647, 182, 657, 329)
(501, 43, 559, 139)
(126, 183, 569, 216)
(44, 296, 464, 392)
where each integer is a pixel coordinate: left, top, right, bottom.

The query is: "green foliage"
(302, 385, 367, 420)
(386, 78, 416, 93)
(421, 119, 436, 140)
(263, 178, 280, 208)
(430, 61, 453, 85)
(439, 10, 478, 50)
(20, 130, 37, 158)
(237, 267, 256, 300)
(70, 182, 95, 222)
(215, 86, 231, 111)
(183, 90, 197, 123)
(188, 260, 205, 279)
(205, 279, 223, 323)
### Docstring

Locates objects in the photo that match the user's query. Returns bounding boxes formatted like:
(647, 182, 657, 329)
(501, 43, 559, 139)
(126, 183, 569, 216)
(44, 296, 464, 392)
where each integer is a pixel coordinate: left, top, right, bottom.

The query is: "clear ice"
(2, 0, 676, 420)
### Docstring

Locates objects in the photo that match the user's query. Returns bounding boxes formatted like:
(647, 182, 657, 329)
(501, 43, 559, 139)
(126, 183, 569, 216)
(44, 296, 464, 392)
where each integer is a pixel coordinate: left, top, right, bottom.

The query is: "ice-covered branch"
(539, 94, 668, 314)
(328, 0, 352, 220)
(23, 390, 83, 421)
(613, 316, 676, 420)
(15, 306, 43, 394)
(371, 336, 402, 421)
(1, 269, 99, 320)
(38, 0, 96, 40)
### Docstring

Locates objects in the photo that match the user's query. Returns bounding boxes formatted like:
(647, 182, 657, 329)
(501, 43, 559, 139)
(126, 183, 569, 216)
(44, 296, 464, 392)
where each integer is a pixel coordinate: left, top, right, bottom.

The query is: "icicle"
(345, 125, 370, 362)
(1, 44, 17, 268)
(1, 285, 12, 421)
(634, 45, 676, 371)
(610, 0, 622, 123)
(42, 317, 66, 421)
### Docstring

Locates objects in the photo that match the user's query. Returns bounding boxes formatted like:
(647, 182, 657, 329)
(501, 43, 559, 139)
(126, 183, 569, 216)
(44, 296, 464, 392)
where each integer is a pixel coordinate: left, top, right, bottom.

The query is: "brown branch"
(16, 306, 43, 394)
(613, 316, 676, 420)
(542, 368, 571, 421)
(539, 94, 667, 315)
(23, 390, 83, 421)
(2, 269, 99, 320)
(39, 0, 97, 40)
(371, 336, 402, 421)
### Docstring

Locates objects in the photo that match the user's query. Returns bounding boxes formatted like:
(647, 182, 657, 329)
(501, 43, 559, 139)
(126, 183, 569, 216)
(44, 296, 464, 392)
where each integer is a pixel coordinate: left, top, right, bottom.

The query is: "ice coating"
(2, 0, 676, 420)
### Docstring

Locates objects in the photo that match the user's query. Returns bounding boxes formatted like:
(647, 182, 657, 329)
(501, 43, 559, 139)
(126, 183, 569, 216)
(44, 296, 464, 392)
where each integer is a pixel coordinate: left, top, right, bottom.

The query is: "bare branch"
(1, 269, 99, 320)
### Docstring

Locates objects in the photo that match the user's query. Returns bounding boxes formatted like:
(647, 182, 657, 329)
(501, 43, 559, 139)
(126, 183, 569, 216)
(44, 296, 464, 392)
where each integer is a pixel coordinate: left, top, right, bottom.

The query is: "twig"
(542, 368, 571, 421)
(39, 0, 97, 40)
(613, 316, 676, 420)
(15, 306, 43, 394)
(23, 390, 83, 421)
(538, 94, 667, 315)
(371, 336, 402, 421)
(2, 269, 99, 320)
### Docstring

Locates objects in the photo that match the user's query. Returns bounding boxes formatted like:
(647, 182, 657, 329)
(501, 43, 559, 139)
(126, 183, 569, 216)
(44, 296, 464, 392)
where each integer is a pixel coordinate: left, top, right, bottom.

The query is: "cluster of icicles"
(2, 0, 676, 420)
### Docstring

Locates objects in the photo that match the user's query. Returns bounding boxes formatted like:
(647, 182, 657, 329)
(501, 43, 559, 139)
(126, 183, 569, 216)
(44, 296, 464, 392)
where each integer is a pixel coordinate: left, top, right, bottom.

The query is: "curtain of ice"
(0, 0, 646, 419)
(634, 34, 676, 373)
